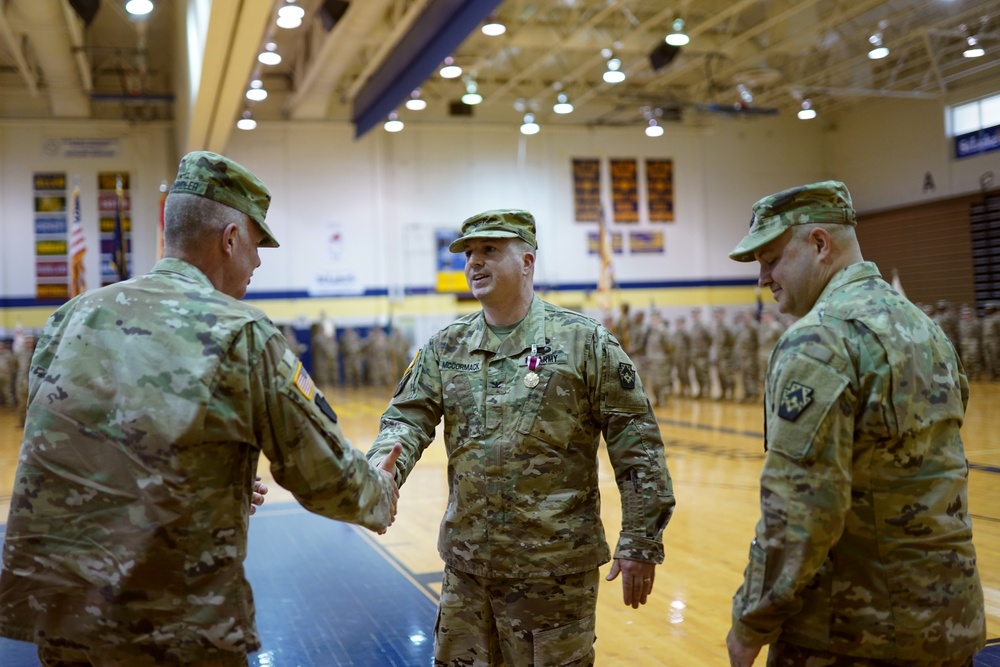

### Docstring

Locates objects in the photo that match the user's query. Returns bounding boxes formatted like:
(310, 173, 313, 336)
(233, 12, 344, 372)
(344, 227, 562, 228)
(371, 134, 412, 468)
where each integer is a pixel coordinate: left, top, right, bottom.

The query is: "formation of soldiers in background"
(603, 299, 1000, 406)
(2, 299, 998, 416)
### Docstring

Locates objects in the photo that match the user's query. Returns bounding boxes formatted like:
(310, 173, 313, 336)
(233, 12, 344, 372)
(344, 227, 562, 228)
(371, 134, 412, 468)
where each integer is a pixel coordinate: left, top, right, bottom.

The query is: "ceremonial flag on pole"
(110, 175, 129, 281)
(157, 180, 167, 260)
(69, 177, 87, 297)
(596, 201, 616, 312)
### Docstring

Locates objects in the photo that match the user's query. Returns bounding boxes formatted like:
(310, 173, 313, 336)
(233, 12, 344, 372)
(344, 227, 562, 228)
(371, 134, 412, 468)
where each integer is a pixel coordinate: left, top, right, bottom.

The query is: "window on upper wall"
(950, 92, 1000, 159)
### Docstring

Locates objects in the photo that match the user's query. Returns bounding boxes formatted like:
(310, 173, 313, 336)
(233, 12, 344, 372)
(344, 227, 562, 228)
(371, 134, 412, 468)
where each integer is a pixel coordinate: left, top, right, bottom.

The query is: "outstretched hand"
(375, 443, 403, 534)
(605, 558, 656, 608)
(250, 475, 268, 516)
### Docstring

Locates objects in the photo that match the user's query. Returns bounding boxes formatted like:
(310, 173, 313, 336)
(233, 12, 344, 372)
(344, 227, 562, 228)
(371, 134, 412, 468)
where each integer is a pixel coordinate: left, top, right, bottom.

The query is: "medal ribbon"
(528, 344, 539, 371)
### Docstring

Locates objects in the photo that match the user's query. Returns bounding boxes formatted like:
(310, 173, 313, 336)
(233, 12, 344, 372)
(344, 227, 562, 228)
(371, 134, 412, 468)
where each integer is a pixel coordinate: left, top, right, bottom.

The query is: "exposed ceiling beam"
(0, 1, 38, 95)
(16, 0, 89, 116)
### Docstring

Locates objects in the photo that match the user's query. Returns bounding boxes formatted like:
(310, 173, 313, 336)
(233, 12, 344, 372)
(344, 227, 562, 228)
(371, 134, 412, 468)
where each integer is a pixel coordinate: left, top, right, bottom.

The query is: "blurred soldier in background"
(642, 310, 674, 407)
(311, 321, 340, 389)
(366, 327, 395, 388)
(389, 326, 412, 379)
(958, 304, 983, 381)
(734, 310, 760, 403)
(934, 300, 961, 359)
(340, 327, 364, 388)
(689, 308, 712, 399)
(672, 316, 691, 398)
(712, 308, 736, 402)
(0, 339, 14, 409)
(757, 310, 784, 392)
(14, 333, 35, 426)
(984, 302, 1000, 382)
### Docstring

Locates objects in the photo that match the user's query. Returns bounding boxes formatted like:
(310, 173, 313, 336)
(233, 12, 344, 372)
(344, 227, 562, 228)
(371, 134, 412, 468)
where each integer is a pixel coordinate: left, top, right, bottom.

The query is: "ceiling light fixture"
(645, 119, 664, 137)
(236, 110, 256, 131)
(520, 113, 540, 135)
(553, 93, 574, 114)
(125, 0, 154, 16)
(964, 36, 985, 58)
(462, 81, 483, 105)
(405, 89, 427, 111)
(246, 79, 267, 101)
(603, 57, 625, 84)
(276, 3, 304, 29)
(482, 13, 506, 36)
(665, 18, 689, 47)
(439, 57, 462, 79)
(384, 111, 404, 133)
(797, 99, 817, 120)
(867, 31, 889, 60)
(258, 43, 281, 66)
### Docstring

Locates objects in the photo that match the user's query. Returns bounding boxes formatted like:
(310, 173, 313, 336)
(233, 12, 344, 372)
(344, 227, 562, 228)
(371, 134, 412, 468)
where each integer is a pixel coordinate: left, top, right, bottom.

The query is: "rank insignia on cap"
(618, 362, 636, 389)
(778, 381, 813, 421)
(293, 362, 315, 400)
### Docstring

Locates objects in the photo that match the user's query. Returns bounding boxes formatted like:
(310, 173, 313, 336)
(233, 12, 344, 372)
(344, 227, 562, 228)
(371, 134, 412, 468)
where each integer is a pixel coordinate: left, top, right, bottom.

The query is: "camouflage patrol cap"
(170, 151, 279, 247)
(448, 209, 537, 253)
(729, 180, 856, 262)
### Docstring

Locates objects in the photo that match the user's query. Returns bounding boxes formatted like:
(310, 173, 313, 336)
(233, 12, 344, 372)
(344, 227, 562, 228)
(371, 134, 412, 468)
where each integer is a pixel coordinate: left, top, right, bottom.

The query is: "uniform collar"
(471, 294, 548, 358)
(814, 261, 881, 306)
(151, 257, 216, 290)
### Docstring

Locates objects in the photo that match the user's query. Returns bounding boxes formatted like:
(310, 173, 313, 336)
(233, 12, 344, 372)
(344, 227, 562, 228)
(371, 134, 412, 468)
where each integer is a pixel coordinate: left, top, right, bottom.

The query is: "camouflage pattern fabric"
(689, 312, 712, 398)
(368, 294, 674, 579)
(766, 639, 976, 667)
(0, 258, 396, 664)
(434, 565, 598, 666)
(731, 262, 985, 661)
(734, 313, 760, 402)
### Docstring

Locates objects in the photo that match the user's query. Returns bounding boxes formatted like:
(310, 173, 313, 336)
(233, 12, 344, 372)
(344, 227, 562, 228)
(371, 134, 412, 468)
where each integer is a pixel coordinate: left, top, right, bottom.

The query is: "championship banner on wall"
(586, 231, 623, 254)
(646, 159, 675, 222)
(629, 230, 665, 254)
(98, 172, 131, 285)
(610, 158, 639, 223)
(33, 172, 69, 300)
(572, 158, 601, 222)
(435, 229, 467, 292)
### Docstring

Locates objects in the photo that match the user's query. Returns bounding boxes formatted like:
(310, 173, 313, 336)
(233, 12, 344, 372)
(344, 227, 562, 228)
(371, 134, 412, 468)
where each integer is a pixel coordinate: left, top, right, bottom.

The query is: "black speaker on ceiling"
(649, 43, 681, 71)
(449, 101, 473, 116)
(319, 0, 350, 31)
(69, 0, 100, 26)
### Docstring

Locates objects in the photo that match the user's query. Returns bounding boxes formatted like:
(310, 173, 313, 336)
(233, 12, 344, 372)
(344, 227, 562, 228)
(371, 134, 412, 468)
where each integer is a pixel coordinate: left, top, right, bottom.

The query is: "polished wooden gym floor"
(1, 383, 998, 666)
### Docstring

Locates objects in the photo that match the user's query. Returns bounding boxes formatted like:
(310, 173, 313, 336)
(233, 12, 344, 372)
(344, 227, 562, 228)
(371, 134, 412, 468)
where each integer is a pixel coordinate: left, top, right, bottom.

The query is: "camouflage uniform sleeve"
(252, 326, 396, 531)
(594, 326, 675, 563)
(366, 338, 443, 486)
(731, 326, 853, 647)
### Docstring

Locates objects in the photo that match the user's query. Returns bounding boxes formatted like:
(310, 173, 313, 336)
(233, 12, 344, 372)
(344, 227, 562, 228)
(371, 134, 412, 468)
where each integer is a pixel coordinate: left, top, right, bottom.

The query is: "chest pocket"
(442, 371, 485, 446)
(516, 368, 584, 447)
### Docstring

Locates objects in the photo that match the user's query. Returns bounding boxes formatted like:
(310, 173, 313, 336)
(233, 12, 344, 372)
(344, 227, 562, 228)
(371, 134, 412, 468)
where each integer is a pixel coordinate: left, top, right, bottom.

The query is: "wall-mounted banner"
(586, 231, 624, 254)
(309, 271, 363, 296)
(98, 172, 131, 286)
(436, 229, 467, 292)
(610, 158, 639, 223)
(955, 125, 1000, 159)
(629, 230, 665, 254)
(572, 158, 601, 222)
(646, 159, 675, 222)
(41, 137, 121, 159)
(33, 172, 69, 300)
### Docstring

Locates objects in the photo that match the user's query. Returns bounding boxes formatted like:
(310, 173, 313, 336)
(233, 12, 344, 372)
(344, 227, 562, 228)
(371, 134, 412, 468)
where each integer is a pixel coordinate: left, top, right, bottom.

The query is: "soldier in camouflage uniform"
(712, 307, 736, 401)
(726, 181, 985, 667)
(366, 327, 395, 387)
(0, 339, 15, 408)
(958, 304, 983, 381)
(13, 332, 34, 426)
(310, 321, 340, 388)
(689, 308, 713, 398)
(0, 151, 401, 667)
(984, 302, 1000, 381)
(734, 309, 760, 402)
(367, 209, 675, 667)
(672, 316, 691, 397)
(340, 327, 365, 387)
(641, 310, 673, 407)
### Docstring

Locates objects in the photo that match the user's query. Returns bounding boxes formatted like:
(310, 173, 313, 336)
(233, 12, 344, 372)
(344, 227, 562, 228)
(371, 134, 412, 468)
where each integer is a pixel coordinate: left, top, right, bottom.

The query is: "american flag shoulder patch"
(293, 362, 315, 400)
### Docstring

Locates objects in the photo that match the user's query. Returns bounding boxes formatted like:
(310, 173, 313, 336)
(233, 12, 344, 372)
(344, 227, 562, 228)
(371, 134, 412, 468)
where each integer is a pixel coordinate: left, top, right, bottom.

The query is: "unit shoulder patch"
(778, 380, 813, 421)
(618, 362, 636, 389)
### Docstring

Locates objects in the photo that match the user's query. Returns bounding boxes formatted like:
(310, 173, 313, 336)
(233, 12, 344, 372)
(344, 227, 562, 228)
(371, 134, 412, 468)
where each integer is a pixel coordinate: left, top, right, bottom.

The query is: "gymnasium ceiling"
(0, 0, 998, 152)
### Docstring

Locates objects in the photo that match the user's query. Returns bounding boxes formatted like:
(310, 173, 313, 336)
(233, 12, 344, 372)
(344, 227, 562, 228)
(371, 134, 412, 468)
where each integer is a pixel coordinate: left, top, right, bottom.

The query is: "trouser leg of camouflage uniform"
(434, 565, 598, 667)
(39, 645, 250, 667)
(766, 639, 975, 667)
